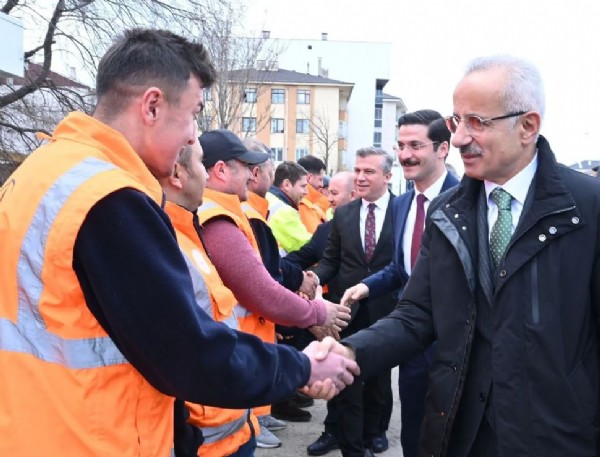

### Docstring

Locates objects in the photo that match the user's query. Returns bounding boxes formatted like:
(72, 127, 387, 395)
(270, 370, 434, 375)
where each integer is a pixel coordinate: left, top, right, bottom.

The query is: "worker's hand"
(309, 325, 340, 342)
(299, 271, 319, 299)
(302, 337, 360, 394)
(322, 299, 351, 331)
(299, 378, 338, 400)
(340, 283, 369, 308)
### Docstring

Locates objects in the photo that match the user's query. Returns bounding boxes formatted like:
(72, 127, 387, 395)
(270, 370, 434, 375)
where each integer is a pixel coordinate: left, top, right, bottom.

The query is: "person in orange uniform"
(0, 29, 359, 457)
(297, 155, 330, 233)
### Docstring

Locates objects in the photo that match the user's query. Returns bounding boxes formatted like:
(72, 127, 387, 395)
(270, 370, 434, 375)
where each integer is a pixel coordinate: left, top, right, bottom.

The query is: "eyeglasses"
(397, 140, 439, 152)
(445, 111, 526, 134)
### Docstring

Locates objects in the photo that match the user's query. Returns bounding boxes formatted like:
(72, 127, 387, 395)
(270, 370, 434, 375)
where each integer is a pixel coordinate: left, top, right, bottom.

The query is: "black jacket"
(345, 136, 600, 456)
(313, 193, 399, 324)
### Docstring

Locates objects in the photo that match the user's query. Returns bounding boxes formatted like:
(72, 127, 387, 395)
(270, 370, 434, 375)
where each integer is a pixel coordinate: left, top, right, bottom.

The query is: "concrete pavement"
(257, 367, 403, 457)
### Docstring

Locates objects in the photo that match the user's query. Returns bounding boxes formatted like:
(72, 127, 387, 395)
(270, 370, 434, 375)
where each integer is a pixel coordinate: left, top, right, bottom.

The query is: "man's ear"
(168, 163, 184, 190)
(281, 178, 292, 192)
(521, 112, 541, 145)
(141, 87, 163, 125)
(437, 141, 450, 160)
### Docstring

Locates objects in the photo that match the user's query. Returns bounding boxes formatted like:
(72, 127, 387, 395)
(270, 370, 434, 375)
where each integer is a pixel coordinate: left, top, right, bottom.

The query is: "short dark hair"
(397, 109, 451, 148)
(274, 161, 308, 187)
(96, 28, 216, 114)
(177, 142, 195, 172)
(297, 155, 326, 174)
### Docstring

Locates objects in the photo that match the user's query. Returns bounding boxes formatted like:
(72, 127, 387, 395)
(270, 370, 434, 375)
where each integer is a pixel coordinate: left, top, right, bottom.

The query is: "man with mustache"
(317, 55, 600, 456)
(341, 110, 458, 457)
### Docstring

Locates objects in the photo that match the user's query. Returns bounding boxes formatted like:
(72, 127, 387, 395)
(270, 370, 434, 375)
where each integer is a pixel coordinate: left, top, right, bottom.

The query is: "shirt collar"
(362, 190, 390, 210)
(418, 170, 448, 202)
(484, 152, 538, 205)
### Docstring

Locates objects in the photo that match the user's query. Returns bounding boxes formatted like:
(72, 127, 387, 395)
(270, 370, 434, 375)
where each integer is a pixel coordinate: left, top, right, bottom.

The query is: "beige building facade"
(203, 68, 353, 173)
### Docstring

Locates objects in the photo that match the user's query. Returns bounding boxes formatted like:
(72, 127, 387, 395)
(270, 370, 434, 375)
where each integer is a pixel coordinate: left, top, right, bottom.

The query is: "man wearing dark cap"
(196, 129, 352, 453)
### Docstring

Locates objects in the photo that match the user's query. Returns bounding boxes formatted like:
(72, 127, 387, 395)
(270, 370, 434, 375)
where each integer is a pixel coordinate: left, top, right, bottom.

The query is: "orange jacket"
(197, 189, 274, 418)
(166, 202, 257, 457)
(0, 112, 173, 457)
(299, 184, 330, 233)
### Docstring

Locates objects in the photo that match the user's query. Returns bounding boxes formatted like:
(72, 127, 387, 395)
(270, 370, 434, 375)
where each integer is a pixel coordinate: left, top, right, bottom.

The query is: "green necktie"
(490, 187, 513, 267)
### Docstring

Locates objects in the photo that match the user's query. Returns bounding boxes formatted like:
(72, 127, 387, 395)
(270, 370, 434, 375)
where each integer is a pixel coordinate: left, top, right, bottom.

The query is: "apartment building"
(204, 66, 353, 173)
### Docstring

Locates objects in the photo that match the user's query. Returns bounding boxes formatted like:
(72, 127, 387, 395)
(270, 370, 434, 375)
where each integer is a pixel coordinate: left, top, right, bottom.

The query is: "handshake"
(299, 337, 359, 400)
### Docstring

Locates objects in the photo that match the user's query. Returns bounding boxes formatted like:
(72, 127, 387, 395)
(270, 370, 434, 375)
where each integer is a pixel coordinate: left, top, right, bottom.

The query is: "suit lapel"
(349, 200, 366, 260)
(371, 192, 395, 261)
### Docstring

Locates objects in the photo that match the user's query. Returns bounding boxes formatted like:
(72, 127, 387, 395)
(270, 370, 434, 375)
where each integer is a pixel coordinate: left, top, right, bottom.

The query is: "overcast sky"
(244, 0, 599, 172)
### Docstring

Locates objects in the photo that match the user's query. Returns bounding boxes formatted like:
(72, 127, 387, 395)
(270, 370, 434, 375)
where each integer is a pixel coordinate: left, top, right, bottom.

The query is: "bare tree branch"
(1, 0, 19, 15)
(0, 0, 65, 109)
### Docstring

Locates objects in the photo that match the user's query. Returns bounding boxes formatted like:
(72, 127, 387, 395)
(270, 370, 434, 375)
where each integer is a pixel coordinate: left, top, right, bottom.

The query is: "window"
(198, 116, 212, 132)
(373, 132, 382, 147)
(296, 119, 310, 134)
(272, 148, 284, 162)
(271, 118, 285, 133)
(242, 117, 257, 132)
(271, 89, 285, 104)
(295, 148, 309, 160)
(297, 89, 311, 104)
(203, 88, 212, 101)
(244, 88, 257, 103)
(374, 107, 382, 120)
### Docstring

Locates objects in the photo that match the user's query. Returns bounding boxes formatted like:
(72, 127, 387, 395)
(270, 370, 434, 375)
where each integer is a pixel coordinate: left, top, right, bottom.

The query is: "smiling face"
(141, 76, 205, 179)
(451, 68, 538, 184)
(397, 124, 448, 192)
(354, 154, 391, 202)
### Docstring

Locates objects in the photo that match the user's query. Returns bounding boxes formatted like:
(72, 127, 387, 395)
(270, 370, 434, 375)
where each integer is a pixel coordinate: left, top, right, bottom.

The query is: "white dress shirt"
(402, 171, 448, 275)
(485, 153, 538, 240)
(360, 191, 391, 251)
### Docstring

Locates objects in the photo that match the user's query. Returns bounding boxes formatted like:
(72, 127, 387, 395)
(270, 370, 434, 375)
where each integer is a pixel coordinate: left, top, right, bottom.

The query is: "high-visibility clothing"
(166, 202, 257, 457)
(197, 189, 274, 418)
(243, 191, 269, 222)
(299, 184, 330, 233)
(0, 112, 173, 457)
(266, 191, 312, 255)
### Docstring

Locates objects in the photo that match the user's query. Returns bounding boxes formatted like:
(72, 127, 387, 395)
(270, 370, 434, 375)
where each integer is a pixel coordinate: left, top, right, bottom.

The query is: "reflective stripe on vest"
(200, 409, 250, 445)
(0, 157, 128, 368)
(179, 250, 239, 331)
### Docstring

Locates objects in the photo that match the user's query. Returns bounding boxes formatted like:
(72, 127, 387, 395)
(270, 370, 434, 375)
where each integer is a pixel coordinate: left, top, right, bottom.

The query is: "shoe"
(292, 391, 314, 408)
(258, 414, 287, 432)
(371, 433, 389, 453)
(256, 425, 282, 449)
(271, 399, 312, 422)
(307, 431, 339, 456)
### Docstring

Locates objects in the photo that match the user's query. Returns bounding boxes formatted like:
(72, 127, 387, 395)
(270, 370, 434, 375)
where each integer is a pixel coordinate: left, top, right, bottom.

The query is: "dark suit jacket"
(363, 173, 460, 300)
(313, 193, 398, 323)
(284, 221, 330, 270)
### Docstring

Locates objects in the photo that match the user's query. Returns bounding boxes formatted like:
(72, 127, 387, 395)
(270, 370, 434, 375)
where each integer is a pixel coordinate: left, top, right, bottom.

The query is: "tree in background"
(0, 0, 276, 181)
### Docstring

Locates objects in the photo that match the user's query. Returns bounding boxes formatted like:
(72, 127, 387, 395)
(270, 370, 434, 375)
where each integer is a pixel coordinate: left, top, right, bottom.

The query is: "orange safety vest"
(166, 202, 258, 457)
(299, 184, 329, 233)
(0, 112, 173, 457)
(197, 189, 275, 418)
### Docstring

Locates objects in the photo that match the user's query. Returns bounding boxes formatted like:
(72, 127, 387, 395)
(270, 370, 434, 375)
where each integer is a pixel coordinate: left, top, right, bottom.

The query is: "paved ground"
(257, 367, 403, 457)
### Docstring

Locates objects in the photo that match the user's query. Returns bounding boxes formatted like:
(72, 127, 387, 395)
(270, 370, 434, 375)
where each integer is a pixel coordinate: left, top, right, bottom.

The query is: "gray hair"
(465, 55, 545, 123)
(356, 147, 393, 174)
(242, 137, 274, 169)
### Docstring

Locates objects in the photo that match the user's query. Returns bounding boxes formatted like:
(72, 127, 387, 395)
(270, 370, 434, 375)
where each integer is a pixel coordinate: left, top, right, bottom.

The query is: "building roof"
(382, 92, 402, 101)
(228, 67, 353, 87)
(1, 62, 89, 89)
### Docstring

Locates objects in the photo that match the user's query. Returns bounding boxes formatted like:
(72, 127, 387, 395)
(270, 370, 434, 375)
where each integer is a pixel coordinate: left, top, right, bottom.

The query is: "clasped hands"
(299, 336, 359, 400)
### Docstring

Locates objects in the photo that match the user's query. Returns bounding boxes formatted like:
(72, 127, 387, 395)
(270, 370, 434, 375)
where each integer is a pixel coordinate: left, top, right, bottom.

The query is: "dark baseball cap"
(200, 129, 269, 168)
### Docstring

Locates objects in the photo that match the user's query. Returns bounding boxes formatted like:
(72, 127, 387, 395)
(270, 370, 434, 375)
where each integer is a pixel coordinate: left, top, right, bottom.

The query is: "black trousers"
(323, 306, 393, 457)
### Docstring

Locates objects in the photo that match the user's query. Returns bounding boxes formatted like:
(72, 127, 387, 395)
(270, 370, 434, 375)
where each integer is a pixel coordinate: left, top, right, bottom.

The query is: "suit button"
(440, 411, 445, 417)
(479, 392, 487, 402)
(499, 269, 507, 277)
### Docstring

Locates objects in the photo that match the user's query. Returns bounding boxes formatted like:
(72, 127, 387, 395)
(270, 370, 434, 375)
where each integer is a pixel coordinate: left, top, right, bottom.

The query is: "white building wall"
(267, 38, 391, 169)
(0, 13, 24, 77)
